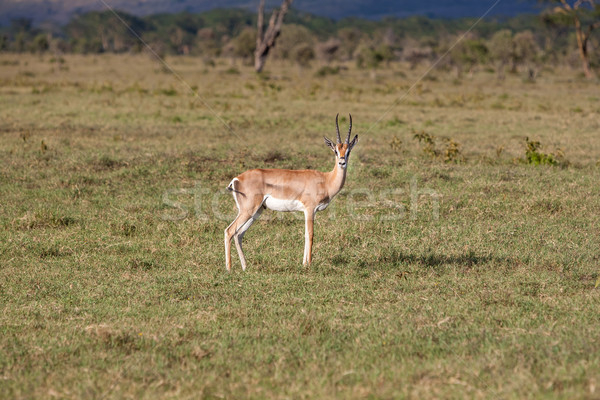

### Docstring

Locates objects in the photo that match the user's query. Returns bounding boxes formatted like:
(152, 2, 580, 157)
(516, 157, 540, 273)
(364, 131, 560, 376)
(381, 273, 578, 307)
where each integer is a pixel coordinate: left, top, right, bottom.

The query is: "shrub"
(413, 130, 438, 158)
(389, 136, 402, 151)
(355, 43, 393, 69)
(30, 34, 49, 53)
(315, 66, 340, 77)
(413, 129, 464, 163)
(290, 43, 315, 67)
(524, 137, 559, 166)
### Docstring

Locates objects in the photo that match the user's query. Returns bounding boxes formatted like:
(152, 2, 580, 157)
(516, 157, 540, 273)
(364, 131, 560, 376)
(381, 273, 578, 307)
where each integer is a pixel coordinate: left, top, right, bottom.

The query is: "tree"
(542, 0, 600, 78)
(290, 43, 315, 67)
(0, 35, 7, 51)
(513, 30, 540, 79)
(167, 13, 201, 54)
(10, 18, 34, 53)
(450, 38, 488, 77)
(337, 27, 362, 60)
(232, 27, 257, 63)
(488, 29, 515, 79)
(316, 38, 341, 63)
(31, 33, 49, 53)
(271, 24, 314, 60)
(403, 37, 433, 69)
(254, 0, 294, 72)
(14, 32, 29, 53)
(65, 11, 146, 53)
(355, 41, 393, 70)
(196, 27, 220, 57)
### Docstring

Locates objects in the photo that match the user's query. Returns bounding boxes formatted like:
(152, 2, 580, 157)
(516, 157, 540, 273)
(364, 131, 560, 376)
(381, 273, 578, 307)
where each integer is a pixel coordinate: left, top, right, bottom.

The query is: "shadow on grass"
(333, 249, 515, 271)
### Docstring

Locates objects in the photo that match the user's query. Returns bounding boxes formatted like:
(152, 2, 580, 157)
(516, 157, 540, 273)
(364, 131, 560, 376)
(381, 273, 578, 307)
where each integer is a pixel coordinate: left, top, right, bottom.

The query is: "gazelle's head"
(324, 113, 359, 170)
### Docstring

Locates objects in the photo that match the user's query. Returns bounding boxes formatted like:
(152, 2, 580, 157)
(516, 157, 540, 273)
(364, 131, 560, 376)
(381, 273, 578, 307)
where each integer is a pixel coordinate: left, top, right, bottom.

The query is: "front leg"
(303, 209, 315, 265)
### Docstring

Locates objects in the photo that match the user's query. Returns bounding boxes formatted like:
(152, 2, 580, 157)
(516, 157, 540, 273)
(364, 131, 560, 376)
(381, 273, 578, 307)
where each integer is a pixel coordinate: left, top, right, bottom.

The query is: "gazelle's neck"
(326, 161, 347, 198)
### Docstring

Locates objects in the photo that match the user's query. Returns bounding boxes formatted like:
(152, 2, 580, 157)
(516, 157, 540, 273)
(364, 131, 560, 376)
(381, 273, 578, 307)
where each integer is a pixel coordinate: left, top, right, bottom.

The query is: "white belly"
(263, 196, 305, 212)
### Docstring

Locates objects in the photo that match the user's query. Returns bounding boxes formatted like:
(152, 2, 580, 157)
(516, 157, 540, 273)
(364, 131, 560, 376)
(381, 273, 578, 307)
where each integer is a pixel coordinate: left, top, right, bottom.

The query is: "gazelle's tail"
(227, 178, 245, 196)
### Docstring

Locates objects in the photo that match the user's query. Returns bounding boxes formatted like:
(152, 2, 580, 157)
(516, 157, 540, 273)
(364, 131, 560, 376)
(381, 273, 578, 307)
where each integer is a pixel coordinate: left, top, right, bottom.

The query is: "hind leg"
(225, 213, 246, 272)
(233, 206, 263, 271)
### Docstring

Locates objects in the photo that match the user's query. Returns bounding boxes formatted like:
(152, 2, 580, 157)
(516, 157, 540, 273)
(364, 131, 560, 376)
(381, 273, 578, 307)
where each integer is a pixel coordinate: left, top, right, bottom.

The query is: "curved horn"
(346, 113, 352, 143)
(335, 113, 341, 143)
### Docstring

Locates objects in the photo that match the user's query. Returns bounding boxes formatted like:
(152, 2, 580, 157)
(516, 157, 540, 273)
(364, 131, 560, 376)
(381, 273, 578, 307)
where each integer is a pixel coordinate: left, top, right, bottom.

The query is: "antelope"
(224, 114, 359, 271)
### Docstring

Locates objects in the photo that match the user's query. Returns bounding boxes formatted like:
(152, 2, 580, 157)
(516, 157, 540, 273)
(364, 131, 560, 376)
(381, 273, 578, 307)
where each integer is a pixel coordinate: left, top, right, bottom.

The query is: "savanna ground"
(1, 52, 599, 399)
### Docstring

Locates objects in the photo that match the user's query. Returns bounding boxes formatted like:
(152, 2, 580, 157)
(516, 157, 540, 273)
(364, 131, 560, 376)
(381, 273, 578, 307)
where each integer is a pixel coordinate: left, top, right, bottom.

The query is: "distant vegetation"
(0, 6, 598, 77)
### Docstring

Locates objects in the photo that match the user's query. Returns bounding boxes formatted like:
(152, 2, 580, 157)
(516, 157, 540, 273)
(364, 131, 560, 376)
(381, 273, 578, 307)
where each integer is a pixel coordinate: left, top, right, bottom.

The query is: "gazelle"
(224, 114, 359, 271)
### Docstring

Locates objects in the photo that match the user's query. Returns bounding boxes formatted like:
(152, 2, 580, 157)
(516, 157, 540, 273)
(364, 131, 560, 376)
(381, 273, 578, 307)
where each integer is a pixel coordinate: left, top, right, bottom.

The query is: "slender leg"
(303, 209, 315, 266)
(225, 213, 245, 272)
(233, 233, 246, 271)
(225, 184, 263, 271)
(225, 186, 242, 272)
(224, 230, 231, 271)
(234, 206, 263, 271)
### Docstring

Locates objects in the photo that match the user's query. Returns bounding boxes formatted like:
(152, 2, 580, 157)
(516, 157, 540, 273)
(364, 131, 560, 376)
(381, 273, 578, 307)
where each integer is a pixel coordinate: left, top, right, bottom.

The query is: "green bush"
(524, 137, 559, 166)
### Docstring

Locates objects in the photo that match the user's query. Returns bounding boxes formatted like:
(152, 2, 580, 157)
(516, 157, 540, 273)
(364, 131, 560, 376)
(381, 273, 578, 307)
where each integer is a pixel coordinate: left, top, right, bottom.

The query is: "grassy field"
(1, 53, 600, 399)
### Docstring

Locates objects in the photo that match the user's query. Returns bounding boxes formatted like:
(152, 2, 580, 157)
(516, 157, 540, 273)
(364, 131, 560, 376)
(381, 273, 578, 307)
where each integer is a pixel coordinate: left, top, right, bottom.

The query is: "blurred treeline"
(0, 8, 597, 75)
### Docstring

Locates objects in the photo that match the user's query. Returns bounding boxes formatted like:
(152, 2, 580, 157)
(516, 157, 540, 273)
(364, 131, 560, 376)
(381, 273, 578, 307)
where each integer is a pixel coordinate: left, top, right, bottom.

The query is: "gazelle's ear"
(324, 136, 336, 152)
(349, 135, 359, 151)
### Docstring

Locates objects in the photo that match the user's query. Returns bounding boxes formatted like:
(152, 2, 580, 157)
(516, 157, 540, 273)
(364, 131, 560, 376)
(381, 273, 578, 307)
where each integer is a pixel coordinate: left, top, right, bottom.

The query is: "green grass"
(1, 54, 599, 398)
